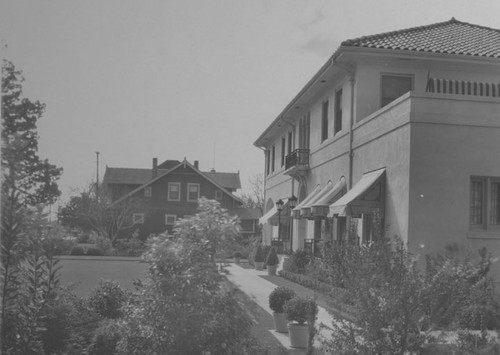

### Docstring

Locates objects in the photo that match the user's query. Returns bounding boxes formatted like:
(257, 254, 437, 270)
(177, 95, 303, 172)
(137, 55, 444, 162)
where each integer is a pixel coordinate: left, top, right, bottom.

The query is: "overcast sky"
(2, 0, 500, 206)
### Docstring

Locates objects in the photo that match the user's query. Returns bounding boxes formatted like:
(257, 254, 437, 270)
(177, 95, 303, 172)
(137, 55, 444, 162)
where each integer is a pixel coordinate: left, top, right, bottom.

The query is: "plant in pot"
(266, 247, 280, 276)
(269, 286, 296, 333)
(233, 251, 242, 264)
(284, 296, 318, 349)
(254, 245, 265, 270)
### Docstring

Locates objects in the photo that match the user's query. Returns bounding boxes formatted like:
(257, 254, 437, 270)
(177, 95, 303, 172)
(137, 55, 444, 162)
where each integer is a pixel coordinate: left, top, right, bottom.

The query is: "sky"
(2, 0, 500, 207)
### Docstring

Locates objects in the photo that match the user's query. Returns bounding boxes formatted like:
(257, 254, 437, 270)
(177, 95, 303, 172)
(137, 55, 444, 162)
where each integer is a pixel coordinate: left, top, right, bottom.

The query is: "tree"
(58, 185, 144, 247)
(1, 60, 63, 353)
(239, 173, 264, 215)
(117, 202, 262, 354)
(173, 197, 240, 261)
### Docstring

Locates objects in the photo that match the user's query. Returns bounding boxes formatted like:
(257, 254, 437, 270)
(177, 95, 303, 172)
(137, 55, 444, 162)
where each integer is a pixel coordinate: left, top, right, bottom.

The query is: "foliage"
(238, 173, 264, 216)
(87, 279, 128, 319)
(284, 296, 318, 325)
(1, 60, 63, 353)
(269, 286, 296, 313)
(86, 246, 105, 256)
(58, 185, 145, 247)
(117, 232, 259, 354)
(266, 247, 280, 266)
(87, 319, 122, 355)
(254, 244, 265, 262)
(282, 248, 310, 274)
(173, 197, 240, 262)
(456, 330, 500, 354)
(233, 251, 242, 258)
(71, 245, 86, 255)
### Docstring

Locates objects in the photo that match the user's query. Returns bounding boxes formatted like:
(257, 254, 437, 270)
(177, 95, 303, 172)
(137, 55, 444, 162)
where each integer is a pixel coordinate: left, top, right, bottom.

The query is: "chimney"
(152, 158, 158, 178)
(194, 160, 199, 169)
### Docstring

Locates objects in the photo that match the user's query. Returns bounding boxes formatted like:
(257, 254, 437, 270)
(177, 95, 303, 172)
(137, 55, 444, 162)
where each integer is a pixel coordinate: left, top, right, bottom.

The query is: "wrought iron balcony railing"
(285, 149, 310, 170)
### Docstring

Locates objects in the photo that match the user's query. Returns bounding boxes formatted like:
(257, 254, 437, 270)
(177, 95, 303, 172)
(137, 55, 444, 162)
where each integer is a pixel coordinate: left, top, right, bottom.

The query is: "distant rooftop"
(342, 18, 500, 58)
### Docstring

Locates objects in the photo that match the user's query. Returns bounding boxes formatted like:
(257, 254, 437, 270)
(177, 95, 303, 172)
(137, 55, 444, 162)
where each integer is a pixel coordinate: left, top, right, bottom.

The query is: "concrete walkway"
(225, 263, 334, 354)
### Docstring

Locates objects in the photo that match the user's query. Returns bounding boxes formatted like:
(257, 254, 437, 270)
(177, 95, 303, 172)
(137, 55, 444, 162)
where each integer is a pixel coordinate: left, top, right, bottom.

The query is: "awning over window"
(292, 185, 321, 219)
(301, 181, 334, 219)
(310, 177, 347, 218)
(329, 168, 386, 217)
(259, 198, 290, 226)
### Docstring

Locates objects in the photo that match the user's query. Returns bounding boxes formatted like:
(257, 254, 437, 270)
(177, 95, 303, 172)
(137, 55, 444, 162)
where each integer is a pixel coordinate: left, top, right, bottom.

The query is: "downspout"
(348, 73, 355, 189)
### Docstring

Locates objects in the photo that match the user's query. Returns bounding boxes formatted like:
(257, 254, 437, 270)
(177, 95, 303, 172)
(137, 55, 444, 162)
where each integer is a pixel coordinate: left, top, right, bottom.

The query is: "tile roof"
(342, 18, 500, 58)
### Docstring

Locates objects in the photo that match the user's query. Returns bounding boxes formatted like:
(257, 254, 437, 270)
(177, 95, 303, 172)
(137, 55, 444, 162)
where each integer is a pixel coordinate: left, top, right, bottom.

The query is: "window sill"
(467, 230, 500, 240)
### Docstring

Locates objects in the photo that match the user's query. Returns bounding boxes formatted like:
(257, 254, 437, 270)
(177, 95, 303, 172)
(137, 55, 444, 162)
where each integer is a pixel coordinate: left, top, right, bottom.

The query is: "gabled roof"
(112, 159, 243, 205)
(103, 167, 241, 191)
(204, 171, 241, 190)
(342, 18, 500, 58)
(103, 168, 168, 185)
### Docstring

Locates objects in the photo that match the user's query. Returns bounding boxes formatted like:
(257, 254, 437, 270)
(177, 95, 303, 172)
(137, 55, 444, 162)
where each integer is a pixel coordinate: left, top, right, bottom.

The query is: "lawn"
(56, 256, 149, 296)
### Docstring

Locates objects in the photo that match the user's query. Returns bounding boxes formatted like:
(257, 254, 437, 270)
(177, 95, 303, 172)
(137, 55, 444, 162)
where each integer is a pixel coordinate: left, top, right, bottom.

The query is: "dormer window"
(381, 74, 413, 107)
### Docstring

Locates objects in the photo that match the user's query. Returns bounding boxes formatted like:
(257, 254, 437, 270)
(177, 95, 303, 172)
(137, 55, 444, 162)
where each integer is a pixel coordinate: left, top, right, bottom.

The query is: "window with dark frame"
(266, 149, 271, 175)
(167, 182, 181, 201)
(334, 89, 343, 134)
(187, 183, 200, 202)
(281, 137, 286, 166)
(288, 131, 293, 154)
(470, 177, 500, 229)
(165, 214, 176, 225)
(215, 190, 223, 201)
(271, 145, 275, 172)
(321, 100, 329, 142)
(381, 74, 413, 107)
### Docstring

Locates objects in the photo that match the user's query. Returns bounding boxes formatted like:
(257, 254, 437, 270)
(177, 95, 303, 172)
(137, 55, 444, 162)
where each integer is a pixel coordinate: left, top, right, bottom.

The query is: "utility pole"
(96, 151, 100, 202)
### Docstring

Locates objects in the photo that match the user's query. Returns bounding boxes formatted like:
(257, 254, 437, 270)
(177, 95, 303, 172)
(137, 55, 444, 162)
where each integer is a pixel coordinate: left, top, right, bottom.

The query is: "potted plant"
(284, 296, 318, 349)
(269, 286, 296, 333)
(254, 245, 265, 270)
(266, 247, 280, 275)
(233, 251, 242, 264)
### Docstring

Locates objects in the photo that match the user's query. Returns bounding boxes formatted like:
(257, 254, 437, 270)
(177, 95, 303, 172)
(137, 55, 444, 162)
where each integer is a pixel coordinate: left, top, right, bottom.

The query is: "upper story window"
(215, 190, 223, 201)
(132, 213, 144, 224)
(187, 183, 200, 202)
(168, 182, 181, 201)
(144, 186, 152, 197)
(321, 100, 329, 142)
(470, 176, 500, 229)
(281, 137, 286, 167)
(381, 74, 413, 107)
(266, 149, 271, 176)
(288, 130, 293, 154)
(271, 145, 275, 172)
(334, 89, 343, 134)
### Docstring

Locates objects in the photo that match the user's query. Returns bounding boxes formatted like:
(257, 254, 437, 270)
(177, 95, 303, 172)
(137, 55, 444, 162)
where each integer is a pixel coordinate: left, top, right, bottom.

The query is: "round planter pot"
(288, 323, 309, 349)
(254, 261, 264, 270)
(272, 312, 288, 333)
(267, 264, 278, 275)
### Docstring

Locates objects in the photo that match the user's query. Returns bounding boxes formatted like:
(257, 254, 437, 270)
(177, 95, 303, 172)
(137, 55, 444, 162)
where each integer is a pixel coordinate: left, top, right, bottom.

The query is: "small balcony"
(284, 149, 310, 179)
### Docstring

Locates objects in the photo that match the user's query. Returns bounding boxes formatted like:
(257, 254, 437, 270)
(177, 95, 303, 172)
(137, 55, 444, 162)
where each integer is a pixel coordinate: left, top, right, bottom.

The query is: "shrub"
(233, 251, 242, 258)
(266, 247, 279, 266)
(254, 245, 265, 262)
(86, 246, 105, 256)
(284, 296, 317, 325)
(71, 245, 85, 255)
(261, 245, 272, 265)
(87, 320, 121, 355)
(87, 280, 127, 319)
(269, 286, 296, 313)
(282, 249, 309, 274)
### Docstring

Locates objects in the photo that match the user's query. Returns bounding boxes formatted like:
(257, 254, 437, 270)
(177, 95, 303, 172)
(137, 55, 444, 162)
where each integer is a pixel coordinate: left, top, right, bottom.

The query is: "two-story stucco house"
(103, 158, 260, 237)
(255, 19, 500, 282)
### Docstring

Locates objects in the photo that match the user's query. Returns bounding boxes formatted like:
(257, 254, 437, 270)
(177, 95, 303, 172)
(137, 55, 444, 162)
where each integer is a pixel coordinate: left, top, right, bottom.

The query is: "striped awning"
(291, 185, 321, 219)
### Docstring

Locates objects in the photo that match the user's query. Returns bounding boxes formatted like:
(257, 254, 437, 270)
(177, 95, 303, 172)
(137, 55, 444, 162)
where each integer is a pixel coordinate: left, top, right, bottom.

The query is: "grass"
(57, 256, 149, 296)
